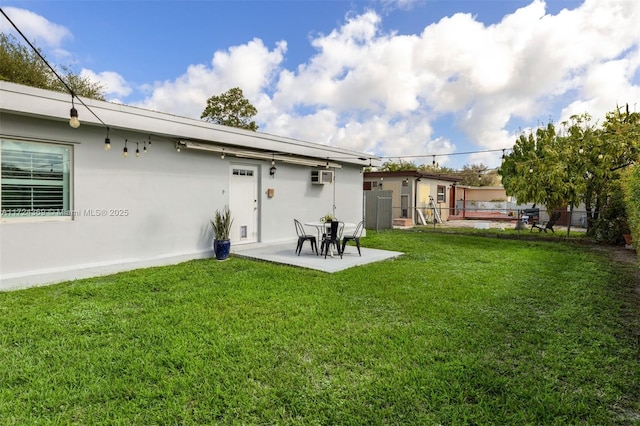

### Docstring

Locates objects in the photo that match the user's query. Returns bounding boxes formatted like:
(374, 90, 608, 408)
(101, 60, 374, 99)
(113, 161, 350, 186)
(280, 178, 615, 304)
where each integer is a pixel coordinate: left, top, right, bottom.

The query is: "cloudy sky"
(1, 0, 639, 168)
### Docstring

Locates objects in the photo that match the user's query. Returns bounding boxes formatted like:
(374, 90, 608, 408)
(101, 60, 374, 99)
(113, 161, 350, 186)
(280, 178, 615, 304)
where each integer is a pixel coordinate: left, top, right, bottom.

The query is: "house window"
(437, 185, 446, 203)
(233, 168, 254, 176)
(1, 139, 72, 218)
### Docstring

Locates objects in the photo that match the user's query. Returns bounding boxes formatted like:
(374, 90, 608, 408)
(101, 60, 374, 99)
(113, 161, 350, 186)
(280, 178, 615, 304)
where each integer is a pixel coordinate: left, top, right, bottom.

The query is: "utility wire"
(1, 7, 111, 129)
(1, 7, 112, 131)
(0, 8, 74, 96)
(378, 147, 510, 159)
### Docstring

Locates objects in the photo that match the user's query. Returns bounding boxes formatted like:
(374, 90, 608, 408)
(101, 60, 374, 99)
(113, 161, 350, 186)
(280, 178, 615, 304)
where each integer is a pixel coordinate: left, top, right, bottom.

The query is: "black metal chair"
(341, 220, 364, 256)
(320, 220, 343, 259)
(294, 219, 318, 256)
(535, 210, 562, 233)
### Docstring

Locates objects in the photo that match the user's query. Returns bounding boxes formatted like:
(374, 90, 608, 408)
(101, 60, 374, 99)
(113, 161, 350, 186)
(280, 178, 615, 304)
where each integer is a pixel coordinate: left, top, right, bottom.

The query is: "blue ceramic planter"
(214, 239, 231, 260)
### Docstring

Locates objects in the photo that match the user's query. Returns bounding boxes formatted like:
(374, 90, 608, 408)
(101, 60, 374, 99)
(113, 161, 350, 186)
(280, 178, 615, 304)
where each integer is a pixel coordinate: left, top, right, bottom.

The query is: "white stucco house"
(0, 82, 380, 290)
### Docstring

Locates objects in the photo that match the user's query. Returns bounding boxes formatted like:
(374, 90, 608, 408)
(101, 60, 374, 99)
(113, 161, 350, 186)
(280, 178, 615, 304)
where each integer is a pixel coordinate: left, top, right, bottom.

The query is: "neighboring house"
(0, 82, 379, 290)
(452, 185, 514, 218)
(452, 185, 588, 227)
(363, 171, 461, 226)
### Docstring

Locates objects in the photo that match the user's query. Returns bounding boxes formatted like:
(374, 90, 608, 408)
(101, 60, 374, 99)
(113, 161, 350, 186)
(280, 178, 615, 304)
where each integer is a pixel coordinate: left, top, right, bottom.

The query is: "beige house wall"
(364, 174, 457, 223)
(462, 187, 508, 202)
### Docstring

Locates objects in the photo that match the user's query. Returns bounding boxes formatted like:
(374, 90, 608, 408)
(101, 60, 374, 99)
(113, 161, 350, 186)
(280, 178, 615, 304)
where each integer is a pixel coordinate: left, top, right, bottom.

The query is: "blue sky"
(1, 0, 639, 169)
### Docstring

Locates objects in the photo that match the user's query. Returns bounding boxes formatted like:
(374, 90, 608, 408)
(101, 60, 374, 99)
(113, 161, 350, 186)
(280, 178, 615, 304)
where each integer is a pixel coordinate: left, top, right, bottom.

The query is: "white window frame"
(437, 185, 446, 203)
(1, 138, 73, 220)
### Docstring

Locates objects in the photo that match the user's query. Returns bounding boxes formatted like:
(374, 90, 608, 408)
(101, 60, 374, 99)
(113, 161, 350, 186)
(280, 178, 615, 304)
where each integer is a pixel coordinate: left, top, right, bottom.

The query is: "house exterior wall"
(462, 187, 507, 202)
(0, 87, 367, 290)
(415, 180, 455, 222)
(260, 164, 363, 243)
(363, 173, 458, 224)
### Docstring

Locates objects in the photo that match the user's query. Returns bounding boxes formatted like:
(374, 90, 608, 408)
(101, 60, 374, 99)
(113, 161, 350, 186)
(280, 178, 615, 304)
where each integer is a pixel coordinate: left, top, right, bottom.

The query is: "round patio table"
(304, 221, 355, 257)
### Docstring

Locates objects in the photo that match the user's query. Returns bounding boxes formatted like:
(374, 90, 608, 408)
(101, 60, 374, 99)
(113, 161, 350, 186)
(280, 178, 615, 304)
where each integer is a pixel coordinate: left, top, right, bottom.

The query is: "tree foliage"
(377, 160, 419, 171)
(456, 164, 500, 186)
(201, 87, 258, 131)
(499, 107, 640, 239)
(0, 33, 105, 100)
(417, 163, 457, 175)
(377, 159, 496, 186)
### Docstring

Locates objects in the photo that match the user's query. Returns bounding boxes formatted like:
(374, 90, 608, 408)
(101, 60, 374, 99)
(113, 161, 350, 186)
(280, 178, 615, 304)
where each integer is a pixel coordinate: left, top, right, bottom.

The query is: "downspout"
(332, 167, 336, 218)
(414, 177, 421, 224)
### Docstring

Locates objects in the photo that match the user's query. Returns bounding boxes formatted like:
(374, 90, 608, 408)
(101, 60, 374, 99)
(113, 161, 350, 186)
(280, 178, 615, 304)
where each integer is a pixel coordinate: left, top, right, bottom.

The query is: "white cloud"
(0, 7, 71, 54)
(135, 38, 286, 118)
(229, 0, 639, 167)
(8, 1, 640, 169)
(80, 69, 132, 99)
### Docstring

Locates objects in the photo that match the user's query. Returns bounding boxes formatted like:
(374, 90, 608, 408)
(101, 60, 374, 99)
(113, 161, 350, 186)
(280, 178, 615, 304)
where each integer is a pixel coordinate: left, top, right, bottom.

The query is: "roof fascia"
(0, 81, 379, 168)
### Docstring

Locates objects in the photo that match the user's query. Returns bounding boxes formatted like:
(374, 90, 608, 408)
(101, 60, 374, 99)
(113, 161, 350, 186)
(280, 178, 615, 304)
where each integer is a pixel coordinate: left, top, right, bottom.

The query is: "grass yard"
(1, 230, 639, 424)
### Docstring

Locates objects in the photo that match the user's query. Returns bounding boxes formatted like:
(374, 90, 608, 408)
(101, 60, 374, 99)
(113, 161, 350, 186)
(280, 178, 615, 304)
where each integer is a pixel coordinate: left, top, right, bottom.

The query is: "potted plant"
(320, 213, 336, 223)
(210, 205, 233, 260)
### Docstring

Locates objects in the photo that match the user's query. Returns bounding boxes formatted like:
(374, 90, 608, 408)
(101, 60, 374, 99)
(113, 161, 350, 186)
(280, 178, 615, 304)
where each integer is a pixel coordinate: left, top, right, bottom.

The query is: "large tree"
(500, 122, 568, 210)
(499, 108, 640, 238)
(0, 33, 105, 100)
(201, 87, 258, 131)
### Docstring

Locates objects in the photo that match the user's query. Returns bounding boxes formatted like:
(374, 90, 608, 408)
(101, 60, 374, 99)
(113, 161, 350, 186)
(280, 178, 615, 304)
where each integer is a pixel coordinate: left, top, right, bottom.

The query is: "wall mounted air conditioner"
(311, 170, 334, 184)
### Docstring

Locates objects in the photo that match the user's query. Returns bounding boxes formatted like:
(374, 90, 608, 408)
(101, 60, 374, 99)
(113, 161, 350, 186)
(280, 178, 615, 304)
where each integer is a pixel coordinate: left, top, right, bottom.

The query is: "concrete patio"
(232, 241, 403, 273)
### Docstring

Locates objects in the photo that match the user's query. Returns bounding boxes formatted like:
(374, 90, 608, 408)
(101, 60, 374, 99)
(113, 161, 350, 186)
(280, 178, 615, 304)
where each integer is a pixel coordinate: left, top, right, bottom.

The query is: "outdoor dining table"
(304, 221, 356, 257)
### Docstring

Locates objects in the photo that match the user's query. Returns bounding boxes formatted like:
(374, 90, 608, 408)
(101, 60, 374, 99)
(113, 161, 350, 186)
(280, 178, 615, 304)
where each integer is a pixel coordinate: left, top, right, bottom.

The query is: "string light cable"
(1, 7, 519, 167)
(0, 7, 150, 154)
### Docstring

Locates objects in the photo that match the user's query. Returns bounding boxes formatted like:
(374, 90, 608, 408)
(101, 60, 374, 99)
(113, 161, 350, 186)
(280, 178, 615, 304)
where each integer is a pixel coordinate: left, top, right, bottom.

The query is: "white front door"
(229, 165, 258, 244)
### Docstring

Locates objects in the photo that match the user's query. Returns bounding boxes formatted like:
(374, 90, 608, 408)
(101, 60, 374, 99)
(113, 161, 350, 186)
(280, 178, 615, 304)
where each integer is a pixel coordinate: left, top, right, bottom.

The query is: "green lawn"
(1, 230, 639, 424)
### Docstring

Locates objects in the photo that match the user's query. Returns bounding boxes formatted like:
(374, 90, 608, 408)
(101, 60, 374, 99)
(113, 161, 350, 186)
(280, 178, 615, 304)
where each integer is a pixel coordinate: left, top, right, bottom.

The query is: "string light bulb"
(136, 142, 140, 157)
(69, 97, 80, 128)
(104, 127, 111, 151)
(123, 139, 128, 158)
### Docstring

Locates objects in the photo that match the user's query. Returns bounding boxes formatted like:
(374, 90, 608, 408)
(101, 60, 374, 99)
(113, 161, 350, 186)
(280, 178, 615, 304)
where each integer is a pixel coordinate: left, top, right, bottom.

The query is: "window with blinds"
(1, 139, 72, 218)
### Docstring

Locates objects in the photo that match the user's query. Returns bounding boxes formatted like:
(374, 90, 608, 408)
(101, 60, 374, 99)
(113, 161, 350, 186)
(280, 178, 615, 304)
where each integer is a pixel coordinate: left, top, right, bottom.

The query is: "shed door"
(401, 194, 409, 218)
(229, 165, 258, 244)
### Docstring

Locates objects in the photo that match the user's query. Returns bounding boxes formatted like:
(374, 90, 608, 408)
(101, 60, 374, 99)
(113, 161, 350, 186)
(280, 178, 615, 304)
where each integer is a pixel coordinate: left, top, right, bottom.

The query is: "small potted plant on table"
(320, 213, 336, 223)
(210, 205, 233, 260)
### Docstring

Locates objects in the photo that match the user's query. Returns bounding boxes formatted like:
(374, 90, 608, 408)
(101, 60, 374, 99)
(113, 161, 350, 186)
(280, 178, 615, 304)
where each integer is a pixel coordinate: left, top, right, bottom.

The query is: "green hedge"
(622, 166, 640, 261)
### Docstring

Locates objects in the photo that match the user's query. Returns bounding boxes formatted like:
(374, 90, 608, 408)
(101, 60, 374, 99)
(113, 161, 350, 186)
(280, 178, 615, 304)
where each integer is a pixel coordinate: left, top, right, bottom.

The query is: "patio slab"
(232, 242, 403, 273)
